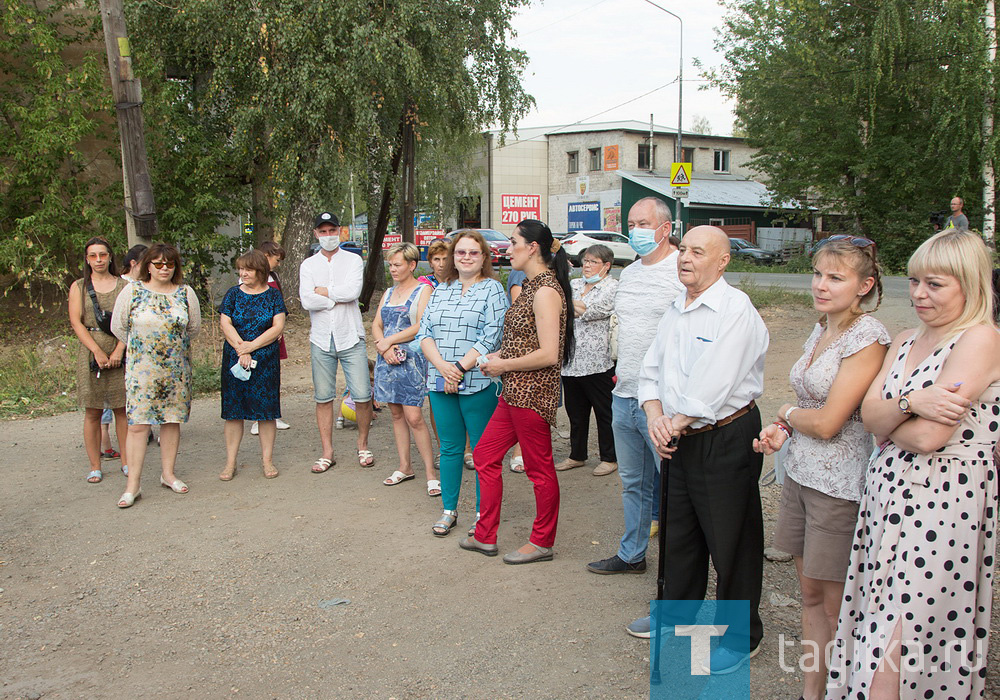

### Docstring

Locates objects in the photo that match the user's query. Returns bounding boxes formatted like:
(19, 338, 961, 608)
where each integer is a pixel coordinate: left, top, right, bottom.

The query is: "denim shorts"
(310, 338, 371, 404)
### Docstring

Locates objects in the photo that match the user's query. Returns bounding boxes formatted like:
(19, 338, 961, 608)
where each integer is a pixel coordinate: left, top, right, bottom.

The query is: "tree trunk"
(400, 103, 416, 244)
(251, 157, 275, 245)
(983, 0, 997, 247)
(279, 195, 314, 312)
(360, 115, 406, 311)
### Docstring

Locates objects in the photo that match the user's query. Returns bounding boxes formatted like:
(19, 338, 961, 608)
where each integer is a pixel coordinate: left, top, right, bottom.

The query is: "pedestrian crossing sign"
(670, 162, 692, 186)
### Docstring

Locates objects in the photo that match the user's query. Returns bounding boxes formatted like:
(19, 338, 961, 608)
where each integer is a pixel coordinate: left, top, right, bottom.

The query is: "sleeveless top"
(783, 314, 890, 501)
(498, 270, 566, 425)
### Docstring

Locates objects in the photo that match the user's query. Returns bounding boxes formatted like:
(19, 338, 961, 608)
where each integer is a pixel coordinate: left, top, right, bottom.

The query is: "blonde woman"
(373, 243, 436, 493)
(828, 230, 1000, 699)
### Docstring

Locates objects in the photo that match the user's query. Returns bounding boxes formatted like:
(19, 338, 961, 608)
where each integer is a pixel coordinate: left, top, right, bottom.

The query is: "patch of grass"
(738, 277, 813, 310)
(0, 336, 79, 419)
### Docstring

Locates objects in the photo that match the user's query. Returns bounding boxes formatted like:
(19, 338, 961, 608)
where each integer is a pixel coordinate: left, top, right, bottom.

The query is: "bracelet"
(783, 406, 799, 423)
(454, 361, 467, 373)
(773, 421, 792, 439)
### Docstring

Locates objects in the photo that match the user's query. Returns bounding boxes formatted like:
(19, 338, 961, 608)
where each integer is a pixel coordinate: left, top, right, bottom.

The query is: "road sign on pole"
(670, 162, 692, 186)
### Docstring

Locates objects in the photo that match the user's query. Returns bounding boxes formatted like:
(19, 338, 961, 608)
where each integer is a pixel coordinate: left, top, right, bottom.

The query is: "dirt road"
(2, 294, 997, 699)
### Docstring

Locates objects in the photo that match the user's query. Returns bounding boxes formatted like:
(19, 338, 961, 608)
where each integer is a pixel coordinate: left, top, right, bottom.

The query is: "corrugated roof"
(618, 170, 785, 209)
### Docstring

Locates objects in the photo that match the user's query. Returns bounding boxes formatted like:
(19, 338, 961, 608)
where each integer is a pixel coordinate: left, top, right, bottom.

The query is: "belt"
(682, 400, 755, 436)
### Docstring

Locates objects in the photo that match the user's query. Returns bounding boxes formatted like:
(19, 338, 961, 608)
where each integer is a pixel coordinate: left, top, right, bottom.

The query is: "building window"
(567, 151, 579, 174)
(589, 148, 601, 171)
(713, 149, 730, 173)
(681, 147, 695, 172)
(638, 144, 656, 170)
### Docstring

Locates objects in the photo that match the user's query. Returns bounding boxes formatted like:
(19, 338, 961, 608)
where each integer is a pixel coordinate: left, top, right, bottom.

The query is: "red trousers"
(472, 397, 560, 548)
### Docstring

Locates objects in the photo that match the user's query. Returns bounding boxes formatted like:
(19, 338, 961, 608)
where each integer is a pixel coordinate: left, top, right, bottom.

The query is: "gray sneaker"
(625, 616, 681, 640)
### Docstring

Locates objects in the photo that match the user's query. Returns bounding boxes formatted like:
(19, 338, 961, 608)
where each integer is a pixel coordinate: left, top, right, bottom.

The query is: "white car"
(560, 230, 638, 265)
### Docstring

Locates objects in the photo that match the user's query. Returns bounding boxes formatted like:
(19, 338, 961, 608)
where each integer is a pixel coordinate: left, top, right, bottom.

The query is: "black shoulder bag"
(86, 281, 125, 373)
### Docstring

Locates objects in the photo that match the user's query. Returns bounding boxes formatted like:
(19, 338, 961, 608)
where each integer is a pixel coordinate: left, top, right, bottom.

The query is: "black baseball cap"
(314, 212, 340, 228)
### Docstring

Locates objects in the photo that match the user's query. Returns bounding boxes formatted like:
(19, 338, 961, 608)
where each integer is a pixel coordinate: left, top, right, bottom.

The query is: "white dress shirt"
(637, 276, 768, 429)
(299, 249, 366, 352)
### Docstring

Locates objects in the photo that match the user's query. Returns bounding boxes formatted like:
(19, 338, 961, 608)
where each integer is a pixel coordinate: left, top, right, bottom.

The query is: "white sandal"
(427, 479, 441, 497)
(383, 470, 415, 486)
(117, 489, 141, 508)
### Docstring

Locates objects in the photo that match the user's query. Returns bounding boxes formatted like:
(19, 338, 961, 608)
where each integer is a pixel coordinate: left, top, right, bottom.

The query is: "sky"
(508, 0, 737, 136)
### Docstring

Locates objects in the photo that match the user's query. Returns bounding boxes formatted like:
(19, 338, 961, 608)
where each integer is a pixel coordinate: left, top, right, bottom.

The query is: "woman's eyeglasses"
(150, 261, 176, 270)
(454, 250, 482, 258)
(86, 252, 110, 261)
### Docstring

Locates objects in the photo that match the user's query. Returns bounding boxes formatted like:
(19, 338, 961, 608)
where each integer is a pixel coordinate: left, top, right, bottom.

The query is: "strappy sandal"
(357, 449, 375, 467)
(467, 511, 481, 537)
(432, 510, 458, 537)
(263, 463, 279, 479)
(87, 469, 103, 484)
(311, 457, 334, 473)
(219, 464, 237, 481)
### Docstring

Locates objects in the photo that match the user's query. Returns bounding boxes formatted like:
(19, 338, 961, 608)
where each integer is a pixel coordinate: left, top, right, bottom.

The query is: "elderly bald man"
(631, 226, 769, 675)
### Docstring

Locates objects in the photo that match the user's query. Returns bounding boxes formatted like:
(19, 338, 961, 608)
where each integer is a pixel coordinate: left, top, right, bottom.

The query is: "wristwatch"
(898, 389, 914, 415)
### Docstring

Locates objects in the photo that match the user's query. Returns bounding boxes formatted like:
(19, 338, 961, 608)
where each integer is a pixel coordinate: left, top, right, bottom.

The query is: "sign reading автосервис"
(567, 201, 601, 231)
(500, 194, 541, 225)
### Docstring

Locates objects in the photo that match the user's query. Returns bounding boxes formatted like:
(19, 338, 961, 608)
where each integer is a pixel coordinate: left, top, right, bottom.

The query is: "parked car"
(729, 237, 779, 264)
(560, 230, 638, 265)
(443, 228, 511, 265)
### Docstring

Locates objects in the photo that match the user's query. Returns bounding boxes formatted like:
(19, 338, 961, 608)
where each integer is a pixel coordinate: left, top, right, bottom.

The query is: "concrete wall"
(482, 133, 548, 236)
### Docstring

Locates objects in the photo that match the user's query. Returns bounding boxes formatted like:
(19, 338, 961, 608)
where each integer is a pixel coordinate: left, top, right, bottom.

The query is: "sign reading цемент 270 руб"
(500, 194, 541, 225)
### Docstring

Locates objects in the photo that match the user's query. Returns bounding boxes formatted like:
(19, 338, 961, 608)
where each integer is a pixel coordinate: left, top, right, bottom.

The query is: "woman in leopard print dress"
(462, 219, 575, 565)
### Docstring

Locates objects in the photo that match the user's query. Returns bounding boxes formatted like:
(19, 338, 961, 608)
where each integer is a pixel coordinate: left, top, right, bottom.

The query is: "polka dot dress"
(827, 334, 1000, 699)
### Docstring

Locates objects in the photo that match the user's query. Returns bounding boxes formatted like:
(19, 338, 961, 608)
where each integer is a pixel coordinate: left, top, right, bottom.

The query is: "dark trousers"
(659, 406, 764, 651)
(562, 369, 616, 462)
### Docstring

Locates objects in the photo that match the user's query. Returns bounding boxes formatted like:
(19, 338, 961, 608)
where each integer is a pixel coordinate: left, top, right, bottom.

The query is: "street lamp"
(642, 0, 683, 164)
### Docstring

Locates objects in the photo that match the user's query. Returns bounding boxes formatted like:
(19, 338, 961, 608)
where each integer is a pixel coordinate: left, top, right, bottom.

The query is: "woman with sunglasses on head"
(826, 229, 1000, 699)
(461, 219, 574, 564)
(751, 237, 889, 700)
(111, 243, 202, 508)
(69, 237, 130, 484)
(417, 231, 508, 535)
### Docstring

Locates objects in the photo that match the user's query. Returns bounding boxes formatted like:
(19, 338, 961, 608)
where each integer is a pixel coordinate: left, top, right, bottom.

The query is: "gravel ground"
(2, 295, 997, 699)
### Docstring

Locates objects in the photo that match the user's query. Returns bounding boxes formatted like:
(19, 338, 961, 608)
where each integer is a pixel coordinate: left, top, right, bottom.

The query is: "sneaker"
(701, 643, 761, 675)
(250, 422, 259, 436)
(627, 616, 698, 640)
(586, 554, 646, 575)
(276, 419, 290, 430)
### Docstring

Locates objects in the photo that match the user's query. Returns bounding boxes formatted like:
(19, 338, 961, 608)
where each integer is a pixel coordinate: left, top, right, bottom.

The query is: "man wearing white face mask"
(300, 211, 375, 472)
(587, 197, 684, 580)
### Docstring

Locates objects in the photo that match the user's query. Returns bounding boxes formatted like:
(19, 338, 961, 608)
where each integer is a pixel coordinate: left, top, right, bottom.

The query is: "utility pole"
(99, 0, 157, 246)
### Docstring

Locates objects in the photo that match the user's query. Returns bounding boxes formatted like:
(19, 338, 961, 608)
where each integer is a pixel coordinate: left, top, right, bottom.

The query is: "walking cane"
(650, 437, 676, 685)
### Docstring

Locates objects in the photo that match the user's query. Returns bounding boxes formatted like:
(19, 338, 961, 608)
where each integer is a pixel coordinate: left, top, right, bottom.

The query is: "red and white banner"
(415, 229, 445, 246)
(500, 194, 541, 225)
(381, 233, 402, 250)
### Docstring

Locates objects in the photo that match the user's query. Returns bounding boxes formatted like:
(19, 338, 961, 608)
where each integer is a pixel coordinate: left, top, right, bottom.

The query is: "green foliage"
(0, 0, 120, 299)
(737, 278, 813, 309)
(708, 0, 993, 268)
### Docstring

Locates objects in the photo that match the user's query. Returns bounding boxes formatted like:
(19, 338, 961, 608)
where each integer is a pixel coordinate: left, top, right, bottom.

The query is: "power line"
(518, 0, 612, 37)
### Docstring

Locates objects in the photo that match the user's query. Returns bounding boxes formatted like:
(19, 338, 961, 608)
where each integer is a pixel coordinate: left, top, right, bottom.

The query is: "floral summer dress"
(827, 331, 1000, 699)
(112, 283, 202, 425)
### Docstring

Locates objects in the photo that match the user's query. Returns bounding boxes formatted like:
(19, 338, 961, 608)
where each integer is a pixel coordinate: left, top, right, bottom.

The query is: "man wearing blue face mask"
(587, 196, 684, 580)
(300, 211, 375, 473)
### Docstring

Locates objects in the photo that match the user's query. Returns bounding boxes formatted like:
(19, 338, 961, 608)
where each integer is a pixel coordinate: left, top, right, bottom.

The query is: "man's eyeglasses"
(150, 260, 176, 270)
(454, 250, 482, 258)
(817, 234, 875, 250)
